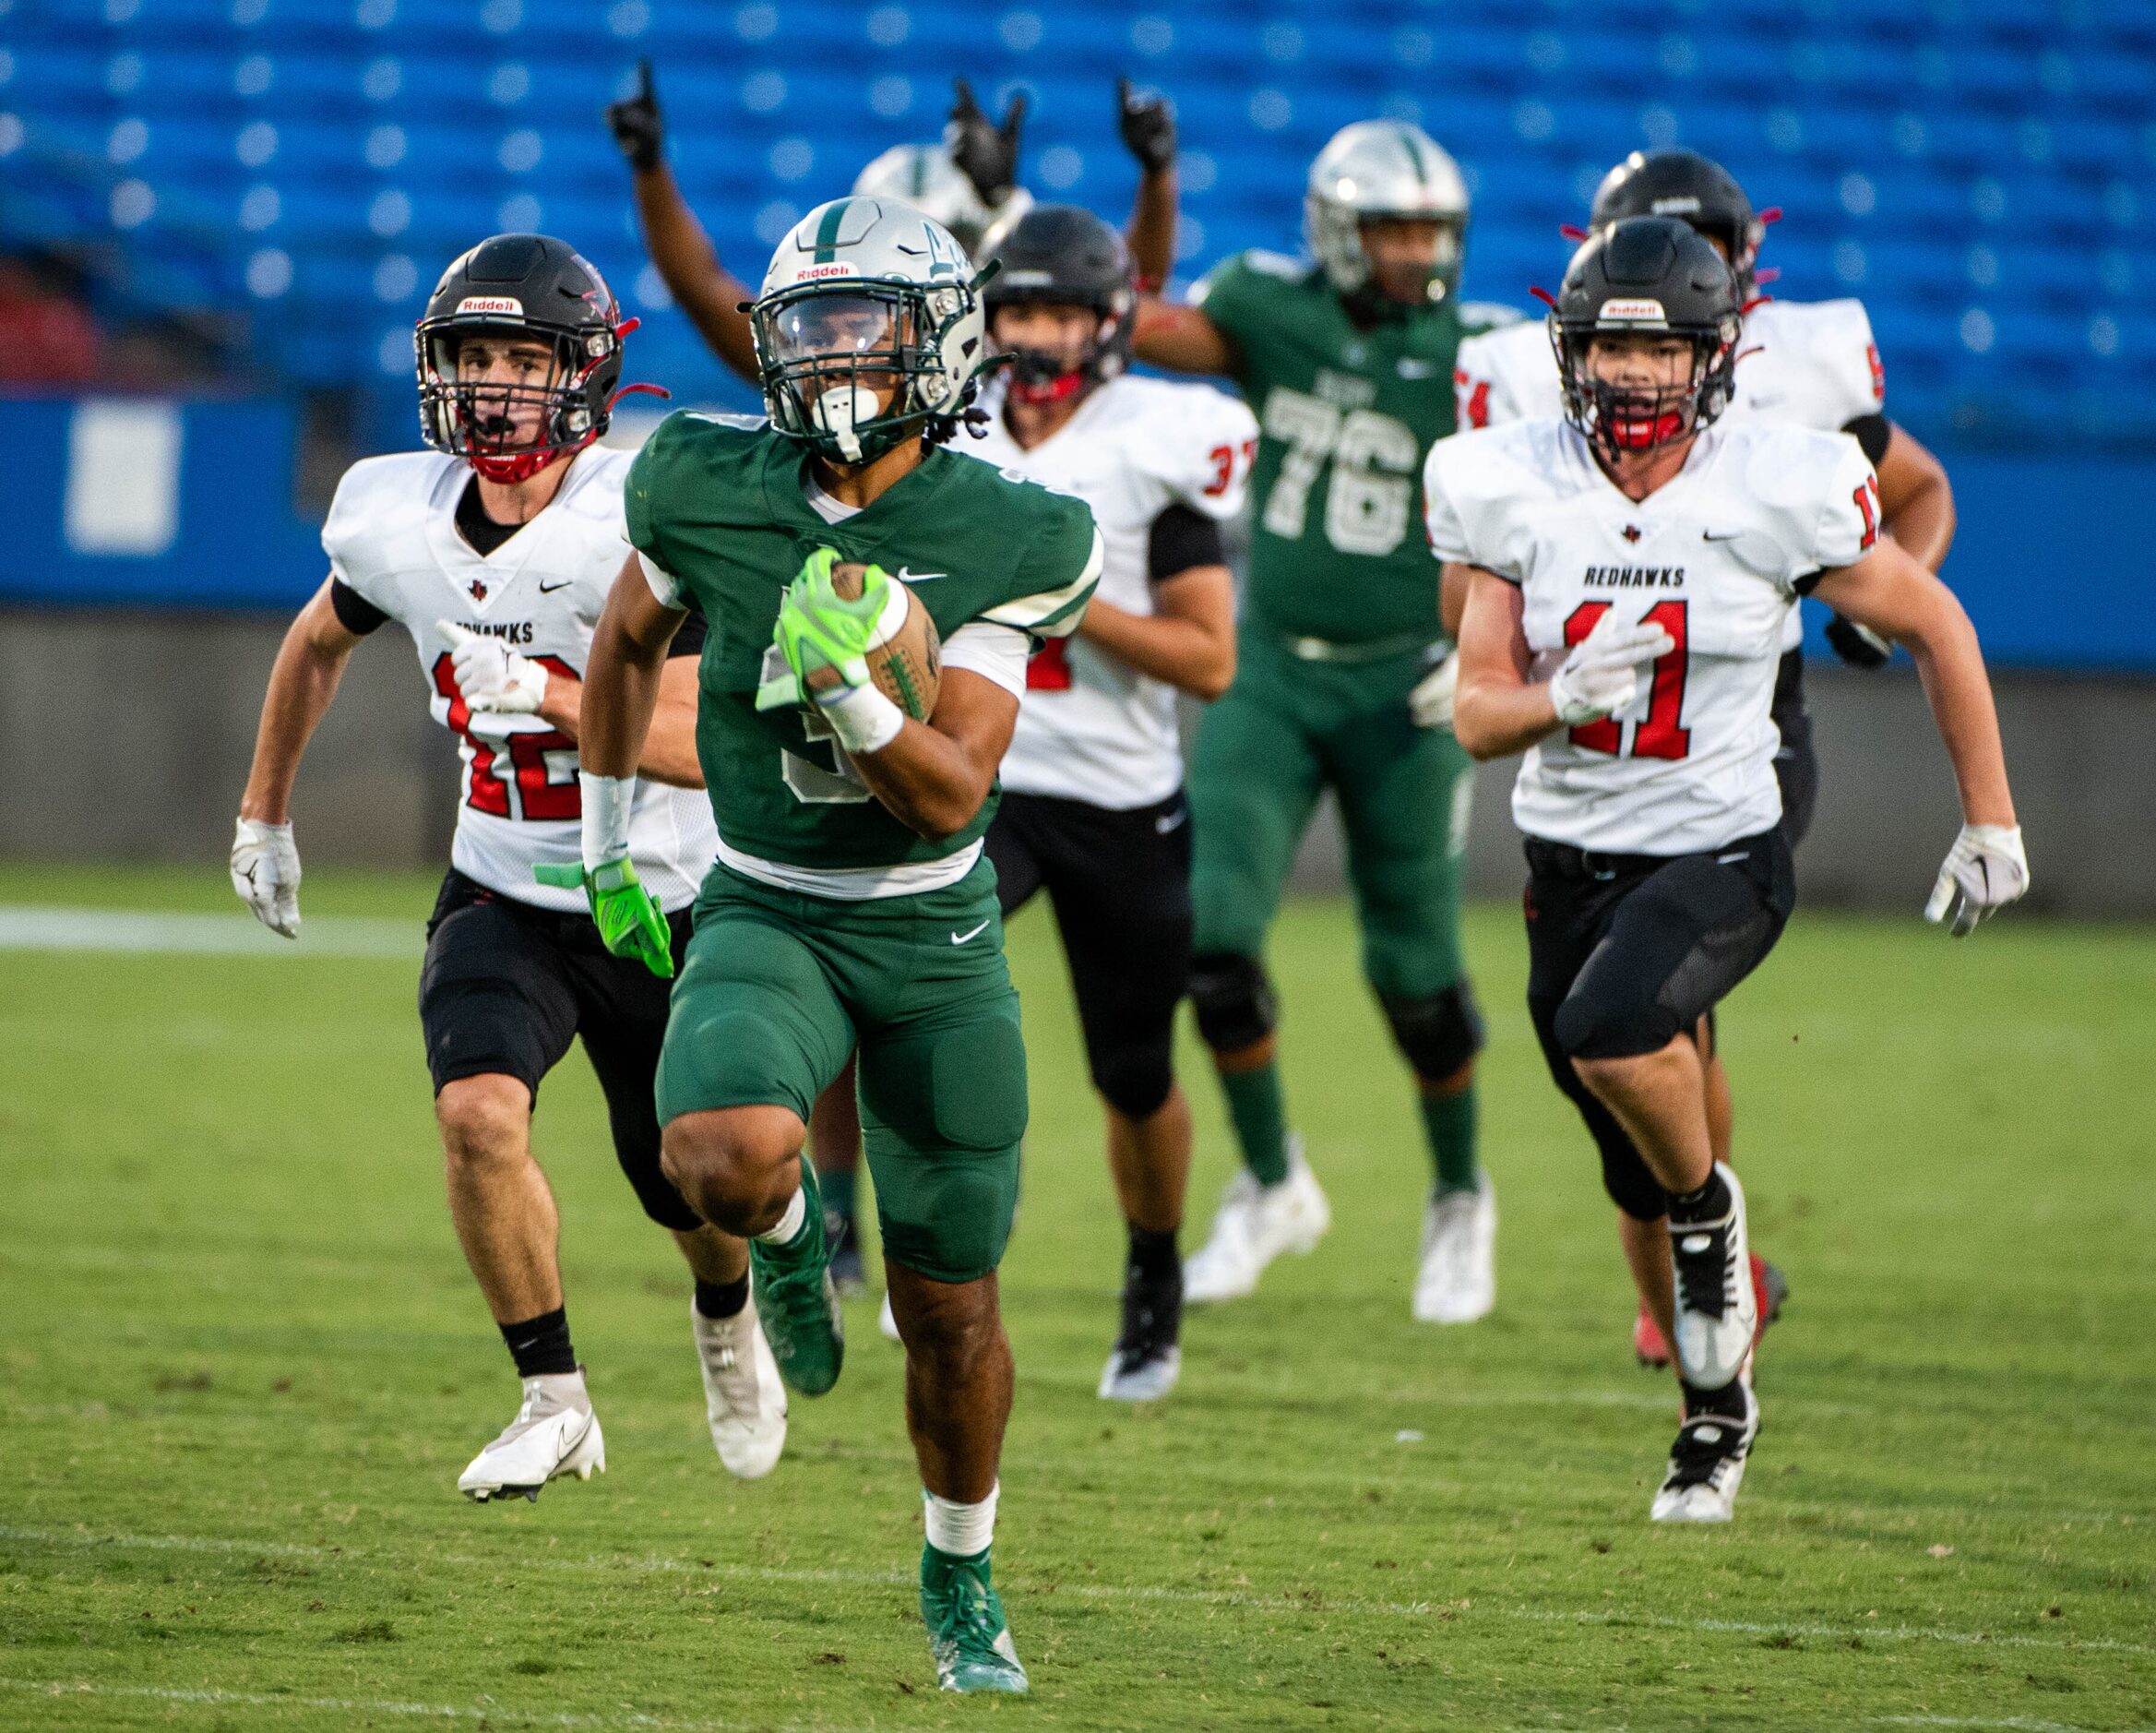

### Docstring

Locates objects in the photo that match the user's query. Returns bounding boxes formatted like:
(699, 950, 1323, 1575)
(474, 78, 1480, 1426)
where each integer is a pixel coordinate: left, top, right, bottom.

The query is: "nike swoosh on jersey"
(538, 579, 575, 592)
(1700, 530, 1748, 543)
(895, 568, 948, 583)
(950, 918, 992, 944)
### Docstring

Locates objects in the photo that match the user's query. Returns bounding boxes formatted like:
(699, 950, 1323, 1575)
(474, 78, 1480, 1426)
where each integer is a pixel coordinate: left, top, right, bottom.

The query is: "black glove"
(1117, 76, 1176, 174)
(605, 58, 664, 172)
(948, 78, 1025, 204)
(1824, 612, 1894, 669)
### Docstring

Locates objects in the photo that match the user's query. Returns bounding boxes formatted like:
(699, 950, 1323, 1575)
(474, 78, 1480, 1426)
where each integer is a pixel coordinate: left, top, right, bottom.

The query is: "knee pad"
(1553, 966, 1675, 1063)
(1090, 1040, 1175, 1122)
(1381, 982, 1485, 1082)
(1186, 951, 1277, 1054)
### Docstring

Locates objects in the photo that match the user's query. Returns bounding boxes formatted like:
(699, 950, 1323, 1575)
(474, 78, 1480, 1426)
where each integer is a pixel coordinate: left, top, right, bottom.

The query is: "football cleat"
(1650, 1378, 1759, 1524)
(1635, 1251, 1789, 1368)
(1183, 1138, 1331, 1304)
(692, 1297, 788, 1480)
(922, 1545, 1028, 1694)
(1098, 1266, 1183, 1403)
(457, 1369, 605, 1504)
(748, 1159, 845, 1397)
(1412, 1174, 1496, 1324)
(1666, 1162, 1757, 1391)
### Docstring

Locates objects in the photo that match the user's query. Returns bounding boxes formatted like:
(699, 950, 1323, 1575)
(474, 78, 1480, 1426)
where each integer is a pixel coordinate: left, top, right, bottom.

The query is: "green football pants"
(656, 860, 1027, 1285)
(1188, 630, 1473, 1002)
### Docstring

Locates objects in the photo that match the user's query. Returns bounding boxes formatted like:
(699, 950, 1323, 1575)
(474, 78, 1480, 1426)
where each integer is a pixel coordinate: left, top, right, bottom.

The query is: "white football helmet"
(1304, 120, 1471, 303)
(751, 195, 990, 464)
(851, 142, 1032, 261)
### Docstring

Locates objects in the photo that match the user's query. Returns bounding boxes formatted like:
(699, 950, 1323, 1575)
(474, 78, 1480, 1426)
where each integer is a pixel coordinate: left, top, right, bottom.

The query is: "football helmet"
(415, 233, 632, 484)
(982, 203, 1134, 406)
(751, 196, 990, 465)
(1590, 150, 1769, 302)
(1304, 120, 1470, 305)
(852, 143, 1032, 261)
(1551, 217, 1742, 460)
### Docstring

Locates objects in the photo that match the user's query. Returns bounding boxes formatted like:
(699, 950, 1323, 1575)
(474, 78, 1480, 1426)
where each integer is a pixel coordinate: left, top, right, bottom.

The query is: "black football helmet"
(1551, 216, 1742, 460)
(415, 233, 636, 483)
(1589, 149, 1769, 302)
(981, 203, 1135, 405)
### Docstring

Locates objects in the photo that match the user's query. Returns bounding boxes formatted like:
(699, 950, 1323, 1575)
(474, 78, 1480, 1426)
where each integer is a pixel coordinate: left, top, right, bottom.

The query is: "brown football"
(820, 560, 941, 720)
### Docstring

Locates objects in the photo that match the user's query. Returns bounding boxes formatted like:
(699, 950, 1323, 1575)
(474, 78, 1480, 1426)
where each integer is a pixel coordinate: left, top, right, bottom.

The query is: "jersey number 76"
(1562, 601, 1690, 761)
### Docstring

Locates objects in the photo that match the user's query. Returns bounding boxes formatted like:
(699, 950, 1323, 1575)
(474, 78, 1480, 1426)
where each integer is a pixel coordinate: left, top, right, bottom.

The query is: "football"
(826, 560, 941, 720)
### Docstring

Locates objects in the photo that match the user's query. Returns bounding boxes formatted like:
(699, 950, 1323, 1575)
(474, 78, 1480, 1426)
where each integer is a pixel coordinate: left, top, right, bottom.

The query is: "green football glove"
(755, 547, 894, 711)
(533, 857, 674, 978)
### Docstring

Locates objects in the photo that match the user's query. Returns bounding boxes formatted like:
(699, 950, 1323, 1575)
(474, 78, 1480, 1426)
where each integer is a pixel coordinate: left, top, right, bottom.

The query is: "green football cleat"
(921, 1544, 1028, 1694)
(747, 1158, 844, 1397)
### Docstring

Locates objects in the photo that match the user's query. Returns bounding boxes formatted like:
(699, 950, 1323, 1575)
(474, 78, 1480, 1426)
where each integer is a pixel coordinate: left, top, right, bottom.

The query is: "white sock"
(923, 1482, 998, 1558)
(755, 1188, 806, 1247)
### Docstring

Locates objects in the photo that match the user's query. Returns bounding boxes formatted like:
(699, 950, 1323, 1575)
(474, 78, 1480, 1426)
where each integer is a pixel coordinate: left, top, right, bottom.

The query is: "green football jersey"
(1192, 251, 1515, 648)
(625, 412, 1100, 875)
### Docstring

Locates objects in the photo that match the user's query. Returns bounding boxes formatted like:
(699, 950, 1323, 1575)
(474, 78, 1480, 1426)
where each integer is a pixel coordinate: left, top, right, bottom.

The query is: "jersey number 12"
(1562, 600, 1690, 760)
(432, 652, 582, 819)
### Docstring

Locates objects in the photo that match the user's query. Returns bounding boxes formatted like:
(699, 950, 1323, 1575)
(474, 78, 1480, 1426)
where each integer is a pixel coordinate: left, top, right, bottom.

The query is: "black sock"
(693, 1274, 749, 1321)
(1126, 1225, 1180, 1283)
(1681, 1379, 1750, 1422)
(1666, 1166, 1732, 1225)
(500, 1306, 576, 1379)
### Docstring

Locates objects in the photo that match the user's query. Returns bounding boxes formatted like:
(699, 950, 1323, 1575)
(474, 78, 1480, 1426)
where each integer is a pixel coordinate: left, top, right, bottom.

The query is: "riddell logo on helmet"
(1650, 196, 1704, 216)
(797, 264, 859, 281)
(457, 295, 524, 317)
(1598, 298, 1668, 323)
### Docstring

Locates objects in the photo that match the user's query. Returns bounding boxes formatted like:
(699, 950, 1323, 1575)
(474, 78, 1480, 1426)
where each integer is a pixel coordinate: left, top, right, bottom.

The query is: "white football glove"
(231, 816, 301, 938)
(1924, 823, 2028, 937)
(1546, 614, 1674, 727)
(1408, 652, 1459, 730)
(437, 619, 549, 714)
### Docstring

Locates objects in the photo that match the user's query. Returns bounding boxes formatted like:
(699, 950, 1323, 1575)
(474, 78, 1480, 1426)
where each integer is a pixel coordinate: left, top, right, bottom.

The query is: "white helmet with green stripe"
(1304, 119, 1471, 304)
(851, 142, 1032, 260)
(751, 195, 992, 465)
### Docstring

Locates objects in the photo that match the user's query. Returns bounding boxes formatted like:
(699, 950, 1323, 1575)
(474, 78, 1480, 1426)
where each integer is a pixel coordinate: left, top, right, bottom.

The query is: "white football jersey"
(322, 448, 718, 913)
(1453, 296, 1886, 652)
(1424, 417, 1880, 855)
(971, 373, 1257, 809)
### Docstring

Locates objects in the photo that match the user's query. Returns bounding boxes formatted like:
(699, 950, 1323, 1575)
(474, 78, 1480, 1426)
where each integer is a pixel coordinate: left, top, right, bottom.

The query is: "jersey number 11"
(1562, 600, 1690, 761)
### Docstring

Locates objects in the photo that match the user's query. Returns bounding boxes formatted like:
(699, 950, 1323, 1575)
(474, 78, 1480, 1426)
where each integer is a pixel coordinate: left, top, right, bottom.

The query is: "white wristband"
(815, 682, 905, 756)
(579, 771, 637, 868)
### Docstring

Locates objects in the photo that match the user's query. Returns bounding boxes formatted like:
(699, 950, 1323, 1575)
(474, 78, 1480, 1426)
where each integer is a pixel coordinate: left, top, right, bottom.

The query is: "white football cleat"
(1412, 1174, 1496, 1324)
(458, 1368, 605, 1503)
(693, 1297, 787, 1480)
(1183, 1138, 1330, 1304)
(1650, 1377, 1759, 1524)
(878, 1290, 901, 1343)
(1668, 1162, 1757, 1391)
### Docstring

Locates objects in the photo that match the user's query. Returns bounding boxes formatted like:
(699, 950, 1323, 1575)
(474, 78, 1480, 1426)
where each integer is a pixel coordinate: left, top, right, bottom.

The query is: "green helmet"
(751, 195, 992, 465)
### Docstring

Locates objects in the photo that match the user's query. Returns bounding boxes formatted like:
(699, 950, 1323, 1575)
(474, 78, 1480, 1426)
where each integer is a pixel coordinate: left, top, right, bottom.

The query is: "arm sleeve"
(328, 575, 389, 636)
(1841, 412, 1891, 465)
(979, 510, 1104, 641)
(940, 621, 1029, 699)
(1148, 503, 1226, 580)
(624, 412, 690, 594)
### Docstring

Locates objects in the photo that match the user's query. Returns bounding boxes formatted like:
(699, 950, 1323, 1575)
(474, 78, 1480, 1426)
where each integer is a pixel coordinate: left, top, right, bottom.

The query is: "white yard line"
(0, 906, 419, 957)
(6, 1524, 2150, 1658)
(0, 1677, 868, 1732)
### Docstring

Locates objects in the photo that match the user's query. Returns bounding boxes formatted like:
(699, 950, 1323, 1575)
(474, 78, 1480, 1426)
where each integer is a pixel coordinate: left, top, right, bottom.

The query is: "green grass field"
(3, 864, 2152, 1732)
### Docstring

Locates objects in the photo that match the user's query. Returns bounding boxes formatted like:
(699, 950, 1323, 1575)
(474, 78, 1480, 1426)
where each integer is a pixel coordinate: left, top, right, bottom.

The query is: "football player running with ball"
(1453, 148, 1959, 1370)
(1136, 120, 1513, 1323)
(971, 204, 1253, 1401)
(231, 234, 786, 1502)
(573, 197, 1100, 1692)
(1435, 218, 2026, 1522)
